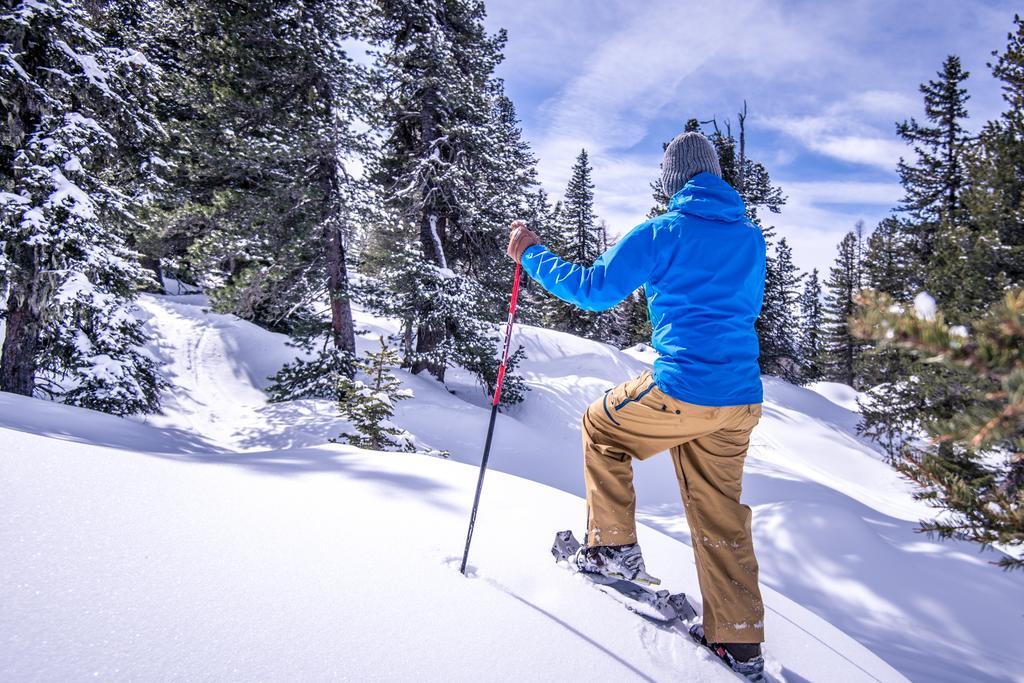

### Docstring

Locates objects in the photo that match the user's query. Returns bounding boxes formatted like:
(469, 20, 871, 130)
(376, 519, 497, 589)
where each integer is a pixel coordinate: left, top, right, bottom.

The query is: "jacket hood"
(667, 172, 747, 222)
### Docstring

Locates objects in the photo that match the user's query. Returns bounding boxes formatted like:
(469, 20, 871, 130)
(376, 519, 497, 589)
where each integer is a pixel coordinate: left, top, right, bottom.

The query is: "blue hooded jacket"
(521, 172, 765, 406)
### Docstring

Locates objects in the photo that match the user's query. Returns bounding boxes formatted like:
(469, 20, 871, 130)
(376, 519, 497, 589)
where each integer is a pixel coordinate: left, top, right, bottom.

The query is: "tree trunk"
(1, 22, 45, 396)
(324, 221, 356, 356)
(412, 211, 448, 381)
(318, 151, 356, 365)
(0, 281, 42, 397)
(412, 323, 446, 379)
(398, 316, 413, 368)
(738, 101, 747, 195)
(411, 89, 448, 382)
(139, 255, 164, 293)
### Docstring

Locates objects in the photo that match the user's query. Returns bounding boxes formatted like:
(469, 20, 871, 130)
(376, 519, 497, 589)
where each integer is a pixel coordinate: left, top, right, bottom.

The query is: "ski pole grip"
(491, 263, 522, 407)
(508, 262, 521, 319)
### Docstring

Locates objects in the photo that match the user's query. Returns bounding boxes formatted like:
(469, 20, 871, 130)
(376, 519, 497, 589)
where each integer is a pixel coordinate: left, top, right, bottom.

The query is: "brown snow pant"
(582, 370, 764, 643)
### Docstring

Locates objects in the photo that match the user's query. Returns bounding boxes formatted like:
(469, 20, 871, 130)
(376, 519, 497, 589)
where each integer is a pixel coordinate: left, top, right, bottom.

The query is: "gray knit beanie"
(661, 132, 722, 198)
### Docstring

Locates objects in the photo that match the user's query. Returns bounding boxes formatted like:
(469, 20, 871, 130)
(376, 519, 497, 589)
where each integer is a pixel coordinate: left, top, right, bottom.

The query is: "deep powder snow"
(2, 293, 1021, 682)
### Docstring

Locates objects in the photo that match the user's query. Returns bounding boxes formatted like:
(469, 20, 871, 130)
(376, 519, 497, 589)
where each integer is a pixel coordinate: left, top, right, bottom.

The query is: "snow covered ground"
(2, 293, 1022, 682)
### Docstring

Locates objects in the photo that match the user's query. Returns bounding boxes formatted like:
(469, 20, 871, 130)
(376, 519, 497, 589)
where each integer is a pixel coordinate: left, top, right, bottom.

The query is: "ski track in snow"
(2, 293, 1022, 682)
(137, 296, 282, 448)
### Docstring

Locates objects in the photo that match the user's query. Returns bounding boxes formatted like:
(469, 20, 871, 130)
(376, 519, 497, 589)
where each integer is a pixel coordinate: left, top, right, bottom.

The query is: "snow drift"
(2, 293, 1022, 682)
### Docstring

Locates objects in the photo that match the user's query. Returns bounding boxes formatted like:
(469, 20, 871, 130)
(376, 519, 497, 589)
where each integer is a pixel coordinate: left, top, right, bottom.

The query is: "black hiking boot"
(689, 623, 765, 680)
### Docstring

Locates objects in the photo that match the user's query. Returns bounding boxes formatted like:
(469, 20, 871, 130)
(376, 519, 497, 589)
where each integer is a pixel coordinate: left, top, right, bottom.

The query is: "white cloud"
(762, 112, 899, 170)
(488, 0, 1014, 275)
(760, 89, 914, 171)
(771, 179, 899, 275)
(781, 179, 902, 206)
(515, 0, 901, 242)
(848, 90, 920, 116)
(811, 136, 907, 170)
(526, 0, 792, 240)
(541, 1, 761, 149)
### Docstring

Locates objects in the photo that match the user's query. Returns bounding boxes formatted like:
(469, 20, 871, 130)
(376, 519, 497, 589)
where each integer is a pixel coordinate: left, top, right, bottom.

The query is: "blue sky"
(483, 0, 1020, 276)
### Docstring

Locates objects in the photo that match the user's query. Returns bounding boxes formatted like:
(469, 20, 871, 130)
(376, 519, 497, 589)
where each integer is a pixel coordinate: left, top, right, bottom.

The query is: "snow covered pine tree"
(363, 0, 529, 405)
(160, 0, 364, 402)
(0, 0, 164, 414)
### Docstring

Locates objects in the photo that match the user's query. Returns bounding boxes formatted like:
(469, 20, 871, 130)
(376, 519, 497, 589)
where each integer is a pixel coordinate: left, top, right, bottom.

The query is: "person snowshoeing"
(507, 131, 767, 677)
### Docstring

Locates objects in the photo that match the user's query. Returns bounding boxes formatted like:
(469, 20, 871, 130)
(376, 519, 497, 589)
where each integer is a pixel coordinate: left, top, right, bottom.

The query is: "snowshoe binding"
(574, 541, 662, 586)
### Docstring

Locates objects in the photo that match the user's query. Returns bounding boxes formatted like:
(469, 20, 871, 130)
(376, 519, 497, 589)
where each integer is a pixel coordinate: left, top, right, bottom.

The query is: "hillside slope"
(2, 292, 1022, 682)
(1, 392, 900, 682)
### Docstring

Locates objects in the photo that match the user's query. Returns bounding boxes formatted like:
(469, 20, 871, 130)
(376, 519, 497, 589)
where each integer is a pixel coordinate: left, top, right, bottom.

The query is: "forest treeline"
(1, 2, 1021, 565)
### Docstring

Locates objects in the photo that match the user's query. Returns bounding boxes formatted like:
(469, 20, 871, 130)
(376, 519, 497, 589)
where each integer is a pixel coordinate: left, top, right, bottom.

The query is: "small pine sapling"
(335, 338, 416, 452)
(267, 345, 355, 402)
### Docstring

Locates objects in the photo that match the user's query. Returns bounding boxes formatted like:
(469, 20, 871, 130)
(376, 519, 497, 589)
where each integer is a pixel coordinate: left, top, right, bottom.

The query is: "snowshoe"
(551, 530, 696, 624)
(689, 623, 766, 682)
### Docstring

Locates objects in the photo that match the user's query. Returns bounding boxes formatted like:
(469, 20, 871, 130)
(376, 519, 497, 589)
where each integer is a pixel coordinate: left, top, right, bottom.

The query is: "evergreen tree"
(822, 231, 863, 386)
(862, 217, 915, 301)
(158, 0, 364, 365)
(514, 188, 557, 326)
(707, 122, 786, 224)
(368, 0, 512, 381)
(361, 241, 527, 407)
(964, 14, 1024, 291)
(926, 220, 1006, 324)
(705, 111, 791, 379)
(0, 0, 165, 414)
(759, 238, 803, 382)
(856, 218, 919, 423)
(797, 268, 825, 382)
(859, 22, 1024, 468)
(852, 219, 866, 289)
(864, 54, 980, 447)
(87, 0, 179, 290)
(542, 149, 605, 339)
(562, 149, 601, 265)
(335, 337, 416, 452)
(857, 232, 992, 461)
(896, 55, 972, 272)
(360, 1, 535, 395)
(647, 178, 671, 219)
(893, 50, 1012, 325)
(593, 219, 636, 346)
(617, 289, 653, 348)
(124, 0, 216, 288)
(469, 88, 539, 307)
(854, 290, 1023, 570)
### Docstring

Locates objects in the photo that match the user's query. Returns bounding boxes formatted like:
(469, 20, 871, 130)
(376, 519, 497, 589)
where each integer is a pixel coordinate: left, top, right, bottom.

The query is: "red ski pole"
(460, 262, 522, 575)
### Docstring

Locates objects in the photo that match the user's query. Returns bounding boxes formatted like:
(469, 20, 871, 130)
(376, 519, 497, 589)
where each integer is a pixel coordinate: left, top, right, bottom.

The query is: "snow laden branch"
(854, 289, 1024, 569)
